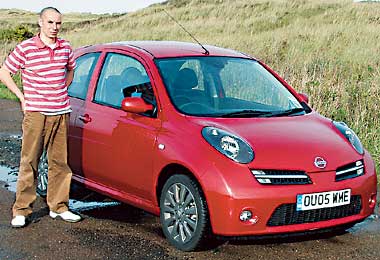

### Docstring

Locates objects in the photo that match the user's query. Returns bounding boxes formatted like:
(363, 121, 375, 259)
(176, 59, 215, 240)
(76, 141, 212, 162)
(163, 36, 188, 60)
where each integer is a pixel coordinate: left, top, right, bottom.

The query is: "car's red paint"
(67, 41, 377, 237)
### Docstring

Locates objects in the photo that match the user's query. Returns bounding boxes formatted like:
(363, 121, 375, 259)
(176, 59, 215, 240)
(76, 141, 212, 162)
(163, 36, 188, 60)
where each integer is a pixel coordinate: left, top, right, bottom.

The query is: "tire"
(36, 150, 48, 197)
(159, 174, 210, 251)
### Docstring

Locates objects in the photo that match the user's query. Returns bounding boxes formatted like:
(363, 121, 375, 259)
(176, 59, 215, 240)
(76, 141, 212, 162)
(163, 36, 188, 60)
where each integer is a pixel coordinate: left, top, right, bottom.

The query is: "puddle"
(0, 133, 22, 139)
(10, 134, 22, 140)
(0, 165, 120, 212)
(0, 165, 18, 192)
(69, 199, 120, 212)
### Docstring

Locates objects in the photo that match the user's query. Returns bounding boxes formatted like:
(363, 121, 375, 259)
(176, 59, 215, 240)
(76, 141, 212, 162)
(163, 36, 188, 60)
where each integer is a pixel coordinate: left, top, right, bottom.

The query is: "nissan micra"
(37, 41, 377, 251)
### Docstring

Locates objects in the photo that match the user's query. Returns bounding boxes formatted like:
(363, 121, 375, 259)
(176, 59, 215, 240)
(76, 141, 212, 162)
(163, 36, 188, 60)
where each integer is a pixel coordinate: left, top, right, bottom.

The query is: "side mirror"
(121, 97, 154, 114)
(298, 93, 309, 104)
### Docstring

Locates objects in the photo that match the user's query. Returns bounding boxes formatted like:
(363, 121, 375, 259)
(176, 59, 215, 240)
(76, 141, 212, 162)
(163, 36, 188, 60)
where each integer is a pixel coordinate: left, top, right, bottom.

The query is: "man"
(0, 7, 81, 227)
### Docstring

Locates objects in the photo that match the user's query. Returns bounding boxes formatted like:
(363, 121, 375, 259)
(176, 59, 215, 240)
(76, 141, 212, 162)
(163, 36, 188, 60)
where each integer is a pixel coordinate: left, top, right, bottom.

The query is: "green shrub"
(0, 25, 33, 42)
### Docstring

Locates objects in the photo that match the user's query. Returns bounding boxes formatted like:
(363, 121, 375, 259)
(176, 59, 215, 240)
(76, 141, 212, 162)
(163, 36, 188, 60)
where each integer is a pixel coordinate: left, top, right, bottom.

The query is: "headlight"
(202, 127, 254, 163)
(333, 121, 364, 155)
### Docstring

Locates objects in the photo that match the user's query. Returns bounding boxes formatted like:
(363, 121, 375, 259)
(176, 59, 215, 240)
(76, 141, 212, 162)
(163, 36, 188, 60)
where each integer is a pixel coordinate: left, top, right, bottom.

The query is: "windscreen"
(156, 57, 304, 117)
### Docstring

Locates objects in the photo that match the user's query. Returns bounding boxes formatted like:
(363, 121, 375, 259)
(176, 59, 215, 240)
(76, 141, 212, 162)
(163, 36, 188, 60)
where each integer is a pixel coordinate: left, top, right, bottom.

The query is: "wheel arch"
(155, 163, 205, 206)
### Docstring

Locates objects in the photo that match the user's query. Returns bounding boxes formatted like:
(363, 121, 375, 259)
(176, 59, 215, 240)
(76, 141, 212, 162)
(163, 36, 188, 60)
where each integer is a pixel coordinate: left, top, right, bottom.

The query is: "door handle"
(78, 114, 92, 123)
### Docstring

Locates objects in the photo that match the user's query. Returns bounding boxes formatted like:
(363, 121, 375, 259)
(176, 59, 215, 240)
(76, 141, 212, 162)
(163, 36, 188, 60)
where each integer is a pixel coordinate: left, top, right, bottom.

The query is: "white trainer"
(49, 210, 82, 223)
(11, 215, 26, 228)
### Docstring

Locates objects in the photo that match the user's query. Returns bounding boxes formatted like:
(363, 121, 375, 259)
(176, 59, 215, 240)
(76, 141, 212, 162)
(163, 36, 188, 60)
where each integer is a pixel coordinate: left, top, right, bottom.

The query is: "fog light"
(240, 210, 252, 221)
(369, 194, 377, 208)
(239, 210, 259, 224)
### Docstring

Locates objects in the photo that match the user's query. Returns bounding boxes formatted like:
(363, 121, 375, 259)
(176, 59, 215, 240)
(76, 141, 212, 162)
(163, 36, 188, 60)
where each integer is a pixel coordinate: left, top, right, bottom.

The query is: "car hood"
(191, 112, 363, 172)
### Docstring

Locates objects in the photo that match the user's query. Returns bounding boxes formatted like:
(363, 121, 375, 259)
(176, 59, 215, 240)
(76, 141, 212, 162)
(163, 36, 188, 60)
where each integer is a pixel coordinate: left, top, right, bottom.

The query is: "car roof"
(79, 41, 251, 59)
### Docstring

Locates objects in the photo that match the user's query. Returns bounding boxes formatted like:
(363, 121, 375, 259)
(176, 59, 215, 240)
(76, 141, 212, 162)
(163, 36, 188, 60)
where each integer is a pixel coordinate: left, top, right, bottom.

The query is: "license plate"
(296, 189, 351, 211)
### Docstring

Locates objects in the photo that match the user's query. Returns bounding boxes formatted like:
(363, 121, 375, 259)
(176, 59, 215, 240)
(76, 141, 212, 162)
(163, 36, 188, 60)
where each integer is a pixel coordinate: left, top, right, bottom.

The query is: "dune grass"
(0, 0, 379, 172)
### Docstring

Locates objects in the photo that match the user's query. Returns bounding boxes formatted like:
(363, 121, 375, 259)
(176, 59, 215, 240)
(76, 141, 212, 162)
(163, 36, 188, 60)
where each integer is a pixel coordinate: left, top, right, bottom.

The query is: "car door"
(67, 51, 101, 176)
(76, 50, 161, 201)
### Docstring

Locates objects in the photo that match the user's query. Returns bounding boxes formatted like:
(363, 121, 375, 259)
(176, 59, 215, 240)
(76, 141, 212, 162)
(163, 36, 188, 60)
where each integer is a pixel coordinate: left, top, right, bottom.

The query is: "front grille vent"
(267, 195, 361, 226)
(336, 160, 364, 181)
(251, 170, 312, 185)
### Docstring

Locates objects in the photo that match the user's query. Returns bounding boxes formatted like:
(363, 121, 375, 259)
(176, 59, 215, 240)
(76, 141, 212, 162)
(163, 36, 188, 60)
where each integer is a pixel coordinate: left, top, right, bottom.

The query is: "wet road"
(0, 99, 380, 259)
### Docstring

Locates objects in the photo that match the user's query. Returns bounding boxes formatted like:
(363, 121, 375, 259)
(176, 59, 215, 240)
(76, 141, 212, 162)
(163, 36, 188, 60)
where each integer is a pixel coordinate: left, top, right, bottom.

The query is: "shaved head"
(39, 7, 61, 18)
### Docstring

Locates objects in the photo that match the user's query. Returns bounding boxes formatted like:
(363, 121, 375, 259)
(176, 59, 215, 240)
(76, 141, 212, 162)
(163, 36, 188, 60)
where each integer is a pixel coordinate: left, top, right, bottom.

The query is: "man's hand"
(19, 96, 25, 113)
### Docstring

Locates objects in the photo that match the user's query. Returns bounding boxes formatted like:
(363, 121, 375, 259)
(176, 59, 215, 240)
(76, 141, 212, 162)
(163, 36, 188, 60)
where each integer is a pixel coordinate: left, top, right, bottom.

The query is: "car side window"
(94, 53, 154, 109)
(68, 52, 100, 100)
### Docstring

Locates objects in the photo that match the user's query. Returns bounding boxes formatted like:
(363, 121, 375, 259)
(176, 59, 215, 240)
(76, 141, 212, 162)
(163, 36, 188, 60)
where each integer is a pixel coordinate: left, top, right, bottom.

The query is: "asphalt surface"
(0, 98, 379, 260)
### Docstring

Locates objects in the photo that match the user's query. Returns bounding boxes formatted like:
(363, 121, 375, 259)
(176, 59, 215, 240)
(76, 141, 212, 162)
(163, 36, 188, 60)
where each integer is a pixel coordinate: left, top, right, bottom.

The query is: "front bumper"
(200, 152, 377, 236)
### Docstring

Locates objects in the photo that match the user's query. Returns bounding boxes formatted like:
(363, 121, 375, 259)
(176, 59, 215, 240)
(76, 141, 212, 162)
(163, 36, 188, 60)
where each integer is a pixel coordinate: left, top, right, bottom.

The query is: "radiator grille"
(267, 195, 361, 226)
(252, 170, 312, 185)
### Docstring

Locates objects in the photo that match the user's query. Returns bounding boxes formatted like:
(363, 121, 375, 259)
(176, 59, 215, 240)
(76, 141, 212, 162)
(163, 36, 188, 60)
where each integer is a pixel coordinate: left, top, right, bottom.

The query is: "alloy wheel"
(163, 182, 198, 243)
(160, 174, 209, 251)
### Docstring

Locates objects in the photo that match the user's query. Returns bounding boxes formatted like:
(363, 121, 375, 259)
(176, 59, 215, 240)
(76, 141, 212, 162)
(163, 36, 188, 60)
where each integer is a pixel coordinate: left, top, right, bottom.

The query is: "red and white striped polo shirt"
(4, 35, 76, 114)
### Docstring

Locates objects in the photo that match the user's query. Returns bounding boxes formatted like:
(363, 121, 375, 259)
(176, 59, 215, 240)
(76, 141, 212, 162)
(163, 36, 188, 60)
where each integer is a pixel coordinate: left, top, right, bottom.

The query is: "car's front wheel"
(37, 150, 48, 197)
(160, 174, 210, 251)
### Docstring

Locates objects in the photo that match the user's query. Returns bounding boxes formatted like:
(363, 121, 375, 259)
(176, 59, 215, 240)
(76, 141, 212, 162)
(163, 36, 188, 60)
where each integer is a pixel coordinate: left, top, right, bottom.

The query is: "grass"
(0, 8, 104, 28)
(0, 0, 379, 174)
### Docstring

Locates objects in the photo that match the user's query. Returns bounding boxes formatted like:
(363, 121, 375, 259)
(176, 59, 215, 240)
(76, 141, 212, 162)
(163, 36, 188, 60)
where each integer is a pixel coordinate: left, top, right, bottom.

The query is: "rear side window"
(68, 52, 100, 99)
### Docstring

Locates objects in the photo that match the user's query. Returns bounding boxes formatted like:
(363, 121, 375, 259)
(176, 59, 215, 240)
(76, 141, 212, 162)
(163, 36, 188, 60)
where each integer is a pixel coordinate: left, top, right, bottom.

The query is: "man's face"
(38, 9, 62, 40)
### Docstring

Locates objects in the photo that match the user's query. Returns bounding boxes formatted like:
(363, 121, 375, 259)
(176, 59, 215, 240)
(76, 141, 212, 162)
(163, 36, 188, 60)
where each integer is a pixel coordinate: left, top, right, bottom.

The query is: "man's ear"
(38, 18, 42, 27)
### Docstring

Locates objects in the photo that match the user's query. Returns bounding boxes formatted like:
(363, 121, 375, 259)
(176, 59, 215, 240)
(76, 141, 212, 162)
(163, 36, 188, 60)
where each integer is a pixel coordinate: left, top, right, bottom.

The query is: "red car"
(37, 41, 377, 251)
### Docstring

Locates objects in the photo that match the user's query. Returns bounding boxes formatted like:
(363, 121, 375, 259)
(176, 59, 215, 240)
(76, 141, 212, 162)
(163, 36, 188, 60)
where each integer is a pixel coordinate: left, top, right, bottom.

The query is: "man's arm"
(0, 66, 25, 112)
(65, 69, 74, 87)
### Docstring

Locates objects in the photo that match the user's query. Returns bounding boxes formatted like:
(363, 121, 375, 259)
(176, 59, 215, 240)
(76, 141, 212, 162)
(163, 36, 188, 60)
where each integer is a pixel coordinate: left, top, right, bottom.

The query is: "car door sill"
(72, 174, 160, 216)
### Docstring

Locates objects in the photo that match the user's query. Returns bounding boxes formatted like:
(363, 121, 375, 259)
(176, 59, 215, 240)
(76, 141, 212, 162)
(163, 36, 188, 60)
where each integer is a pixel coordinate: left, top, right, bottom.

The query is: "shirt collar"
(33, 34, 64, 49)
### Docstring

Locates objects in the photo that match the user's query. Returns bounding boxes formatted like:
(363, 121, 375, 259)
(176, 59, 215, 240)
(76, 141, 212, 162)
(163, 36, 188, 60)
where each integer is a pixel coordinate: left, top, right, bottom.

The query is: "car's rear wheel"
(160, 174, 210, 251)
(37, 150, 48, 197)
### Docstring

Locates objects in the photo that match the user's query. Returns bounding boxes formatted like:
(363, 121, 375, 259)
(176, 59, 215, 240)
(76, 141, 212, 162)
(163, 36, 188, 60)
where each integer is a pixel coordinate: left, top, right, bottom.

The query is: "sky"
(0, 0, 167, 14)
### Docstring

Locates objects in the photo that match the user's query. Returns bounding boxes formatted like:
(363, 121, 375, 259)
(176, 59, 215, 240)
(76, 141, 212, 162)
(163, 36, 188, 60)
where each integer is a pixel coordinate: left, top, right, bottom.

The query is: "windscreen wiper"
(220, 110, 274, 118)
(265, 107, 305, 117)
(220, 108, 305, 118)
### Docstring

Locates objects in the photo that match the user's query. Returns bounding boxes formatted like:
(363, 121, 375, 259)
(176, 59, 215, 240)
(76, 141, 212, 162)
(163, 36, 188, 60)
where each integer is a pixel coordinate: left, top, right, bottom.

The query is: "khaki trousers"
(13, 112, 72, 217)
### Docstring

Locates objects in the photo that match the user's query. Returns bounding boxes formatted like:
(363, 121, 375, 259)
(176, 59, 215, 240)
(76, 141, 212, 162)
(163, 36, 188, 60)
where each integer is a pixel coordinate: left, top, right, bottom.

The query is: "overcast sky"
(0, 0, 167, 14)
